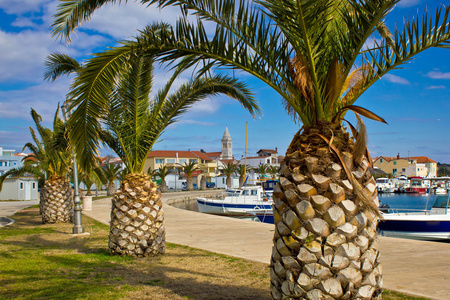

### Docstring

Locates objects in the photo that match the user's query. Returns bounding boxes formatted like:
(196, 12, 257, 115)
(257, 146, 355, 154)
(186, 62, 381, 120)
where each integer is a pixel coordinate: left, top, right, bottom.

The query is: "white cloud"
(0, 0, 49, 14)
(425, 71, 450, 79)
(396, 0, 421, 8)
(426, 85, 446, 90)
(383, 74, 410, 85)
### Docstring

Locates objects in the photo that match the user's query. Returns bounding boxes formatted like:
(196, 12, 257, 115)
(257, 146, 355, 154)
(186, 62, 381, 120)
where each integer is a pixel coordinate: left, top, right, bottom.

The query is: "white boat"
(375, 177, 396, 193)
(379, 193, 450, 240)
(197, 186, 273, 216)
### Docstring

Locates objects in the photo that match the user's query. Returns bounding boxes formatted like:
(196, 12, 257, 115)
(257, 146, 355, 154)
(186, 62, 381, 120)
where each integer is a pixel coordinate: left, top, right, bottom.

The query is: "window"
(155, 159, 164, 164)
(20, 182, 24, 190)
(380, 158, 383, 163)
(167, 159, 175, 163)
(393, 168, 397, 174)
(402, 168, 406, 172)
(243, 190, 250, 195)
(32, 182, 36, 189)
(251, 189, 257, 195)
(393, 161, 397, 165)
(189, 159, 198, 164)
(0, 162, 2, 166)
(178, 159, 187, 164)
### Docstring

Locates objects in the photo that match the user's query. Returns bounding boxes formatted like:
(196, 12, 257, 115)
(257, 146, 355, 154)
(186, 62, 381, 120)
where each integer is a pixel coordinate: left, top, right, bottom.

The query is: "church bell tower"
(220, 127, 233, 160)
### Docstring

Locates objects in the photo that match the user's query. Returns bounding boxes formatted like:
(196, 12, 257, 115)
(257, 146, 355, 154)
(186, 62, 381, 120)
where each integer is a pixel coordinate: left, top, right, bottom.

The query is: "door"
(25, 181, 31, 200)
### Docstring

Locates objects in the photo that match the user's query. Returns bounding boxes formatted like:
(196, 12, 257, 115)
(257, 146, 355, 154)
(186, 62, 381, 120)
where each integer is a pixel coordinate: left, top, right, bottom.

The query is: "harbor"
(82, 191, 450, 300)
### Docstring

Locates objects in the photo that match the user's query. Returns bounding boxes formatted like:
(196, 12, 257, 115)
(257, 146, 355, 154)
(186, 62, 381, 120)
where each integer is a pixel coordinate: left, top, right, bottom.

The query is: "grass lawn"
(0, 209, 429, 300)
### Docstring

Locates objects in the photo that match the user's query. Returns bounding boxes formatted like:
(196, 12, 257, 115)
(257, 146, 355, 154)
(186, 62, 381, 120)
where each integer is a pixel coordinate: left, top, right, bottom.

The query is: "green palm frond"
(44, 52, 83, 81)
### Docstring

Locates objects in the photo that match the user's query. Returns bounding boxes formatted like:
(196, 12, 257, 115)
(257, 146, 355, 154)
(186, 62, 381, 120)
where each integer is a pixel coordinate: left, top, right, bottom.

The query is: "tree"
(155, 165, 172, 192)
(102, 164, 122, 196)
(220, 161, 236, 189)
(235, 163, 249, 188)
(0, 108, 73, 223)
(179, 161, 199, 191)
(253, 164, 269, 180)
(53, 0, 450, 297)
(267, 165, 279, 180)
(47, 47, 259, 257)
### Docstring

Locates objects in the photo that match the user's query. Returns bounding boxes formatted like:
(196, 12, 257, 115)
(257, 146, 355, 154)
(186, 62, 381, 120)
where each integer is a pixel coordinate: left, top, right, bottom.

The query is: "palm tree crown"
(53, 0, 450, 128)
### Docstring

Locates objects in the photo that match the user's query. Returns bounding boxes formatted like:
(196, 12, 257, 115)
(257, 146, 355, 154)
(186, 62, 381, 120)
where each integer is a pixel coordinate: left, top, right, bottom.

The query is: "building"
(245, 148, 280, 168)
(220, 127, 233, 160)
(144, 150, 218, 188)
(0, 147, 24, 176)
(0, 147, 39, 200)
(373, 154, 437, 178)
(0, 177, 39, 200)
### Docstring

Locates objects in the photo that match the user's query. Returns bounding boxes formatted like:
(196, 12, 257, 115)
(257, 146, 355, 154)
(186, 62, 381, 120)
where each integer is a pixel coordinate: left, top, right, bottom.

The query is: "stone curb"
(0, 217, 15, 228)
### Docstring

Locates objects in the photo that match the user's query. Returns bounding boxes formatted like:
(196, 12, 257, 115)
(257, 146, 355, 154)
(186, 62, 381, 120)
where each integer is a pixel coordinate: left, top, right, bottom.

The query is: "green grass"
(0, 210, 431, 300)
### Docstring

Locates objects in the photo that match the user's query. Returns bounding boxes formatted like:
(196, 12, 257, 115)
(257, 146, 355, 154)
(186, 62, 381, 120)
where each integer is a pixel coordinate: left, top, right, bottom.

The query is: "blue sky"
(0, 0, 449, 163)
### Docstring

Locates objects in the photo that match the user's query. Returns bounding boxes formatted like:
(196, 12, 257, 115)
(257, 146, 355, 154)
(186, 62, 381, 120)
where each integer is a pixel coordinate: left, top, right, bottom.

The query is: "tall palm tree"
(0, 108, 73, 223)
(155, 165, 172, 192)
(253, 164, 269, 180)
(53, 0, 450, 297)
(267, 165, 280, 180)
(180, 161, 199, 191)
(103, 164, 122, 196)
(220, 161, 236, 189)
(235, 163, 249, 188)
(48, 49, 259, 257)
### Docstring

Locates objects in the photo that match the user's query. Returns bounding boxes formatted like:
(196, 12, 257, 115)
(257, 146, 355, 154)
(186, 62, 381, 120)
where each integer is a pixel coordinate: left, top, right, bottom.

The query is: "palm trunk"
(107, 182, 116, 196)
(239, 175, 245, 188)
(270, 125, 382, 300)
(226, 176, 232, 188)
(187, 176, 193, 191)
(160, 179, 167, 192)
(109, 173, 165, 257)
(200, 176, 206, 190)
(40, 175, 73, 223)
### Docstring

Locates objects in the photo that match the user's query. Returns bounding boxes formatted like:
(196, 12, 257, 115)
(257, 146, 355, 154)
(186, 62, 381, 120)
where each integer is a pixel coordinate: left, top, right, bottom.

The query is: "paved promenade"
(82, 191, 449, 300)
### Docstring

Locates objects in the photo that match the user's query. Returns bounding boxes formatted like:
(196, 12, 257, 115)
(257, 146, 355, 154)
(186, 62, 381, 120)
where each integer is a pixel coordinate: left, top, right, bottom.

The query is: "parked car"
(206, 182, 215, 188)
(182, 182, 198, 190)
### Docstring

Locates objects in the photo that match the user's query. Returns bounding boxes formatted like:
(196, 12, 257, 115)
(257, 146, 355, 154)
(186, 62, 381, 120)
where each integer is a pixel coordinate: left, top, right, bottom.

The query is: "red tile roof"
(205, 152, 222, 158)
(374, 156, 436, 164)
(148, 150, 213, 161)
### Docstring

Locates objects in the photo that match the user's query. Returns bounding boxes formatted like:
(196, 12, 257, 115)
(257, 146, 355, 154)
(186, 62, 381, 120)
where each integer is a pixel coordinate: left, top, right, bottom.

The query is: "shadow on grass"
(0, 210, 271, 300)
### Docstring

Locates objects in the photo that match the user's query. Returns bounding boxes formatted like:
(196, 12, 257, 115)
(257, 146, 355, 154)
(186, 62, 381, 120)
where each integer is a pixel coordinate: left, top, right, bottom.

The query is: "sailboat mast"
(244, 122, 248, 180)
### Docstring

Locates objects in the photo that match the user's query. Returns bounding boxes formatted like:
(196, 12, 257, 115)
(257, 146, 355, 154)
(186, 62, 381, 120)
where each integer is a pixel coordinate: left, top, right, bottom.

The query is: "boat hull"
(196, 198, 272, 216)
(379, 213, 450, 240)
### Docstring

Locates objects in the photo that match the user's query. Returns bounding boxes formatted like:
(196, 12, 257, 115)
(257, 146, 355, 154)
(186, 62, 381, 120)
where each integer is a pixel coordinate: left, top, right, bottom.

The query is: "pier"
(83, 191, 450, 300)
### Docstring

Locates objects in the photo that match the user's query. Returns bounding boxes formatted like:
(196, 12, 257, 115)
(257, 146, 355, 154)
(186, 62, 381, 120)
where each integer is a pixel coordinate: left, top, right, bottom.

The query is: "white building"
(0, 177, 39, 200)
(245, 148, 280, 168)
(0, 147, 24, 176)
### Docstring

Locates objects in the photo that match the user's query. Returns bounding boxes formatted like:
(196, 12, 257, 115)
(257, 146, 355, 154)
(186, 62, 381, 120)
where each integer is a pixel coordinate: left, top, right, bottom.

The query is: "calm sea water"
(379, 193, 450, 211)
(172, 193, 450, 214)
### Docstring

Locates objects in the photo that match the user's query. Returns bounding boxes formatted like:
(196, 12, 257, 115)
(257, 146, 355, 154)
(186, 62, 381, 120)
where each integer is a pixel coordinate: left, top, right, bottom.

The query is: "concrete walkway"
(83, 192, 449, 300)
(0, 200, 39, 218)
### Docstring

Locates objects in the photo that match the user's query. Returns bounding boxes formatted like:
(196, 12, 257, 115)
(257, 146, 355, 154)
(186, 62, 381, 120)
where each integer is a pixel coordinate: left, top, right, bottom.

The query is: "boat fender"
(263, 197, 268, 201)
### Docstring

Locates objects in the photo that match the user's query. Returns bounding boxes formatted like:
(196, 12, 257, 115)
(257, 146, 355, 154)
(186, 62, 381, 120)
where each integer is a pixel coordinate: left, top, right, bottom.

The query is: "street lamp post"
(61, 103, 85, 234)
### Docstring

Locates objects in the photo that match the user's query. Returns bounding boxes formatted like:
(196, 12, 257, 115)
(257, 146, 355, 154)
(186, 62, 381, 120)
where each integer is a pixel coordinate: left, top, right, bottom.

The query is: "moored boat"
(379, 194, 450, 240)
(196, 186, 272, 216)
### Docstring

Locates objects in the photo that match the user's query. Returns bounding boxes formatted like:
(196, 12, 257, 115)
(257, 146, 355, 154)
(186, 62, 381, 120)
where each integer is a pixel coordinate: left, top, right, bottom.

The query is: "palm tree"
(235, 163, 249, 188)
(180, 161, 199, 191)
(102, 164, 122, 196)
(267, 165, 279, 180)
(53, 0, 450, 297)
(47, 48, 259, 257)
(0, 108, 73, 223)
(220, 161, 236, 189)
(155, 165, 172, 192)
(253, 164, 269, 180)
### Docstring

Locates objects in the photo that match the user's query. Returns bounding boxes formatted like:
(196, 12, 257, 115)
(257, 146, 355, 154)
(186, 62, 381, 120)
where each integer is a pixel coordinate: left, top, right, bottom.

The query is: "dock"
(83, 191, 450, 300)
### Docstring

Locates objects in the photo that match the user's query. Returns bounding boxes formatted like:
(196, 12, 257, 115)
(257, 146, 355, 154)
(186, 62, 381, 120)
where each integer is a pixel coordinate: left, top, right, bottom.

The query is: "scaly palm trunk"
(186, 176, 193, 191)
(270, 125, 382, 300)
(109, 173, 165, 257)
(239, 175, 245, 188)
(107, 182, 116, 196)
(200, 176, 206, 190)
(226, 176, 232, 188)
(160, 179, 167, 192)
(40, 175, 73, 223)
